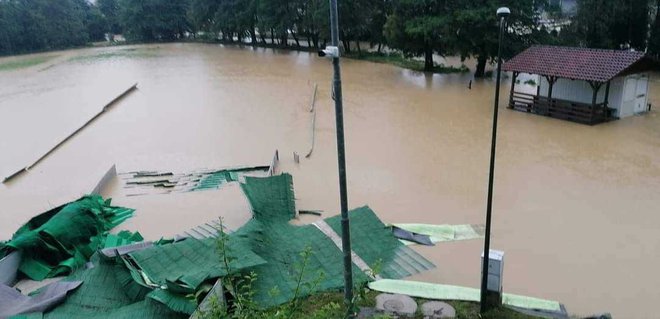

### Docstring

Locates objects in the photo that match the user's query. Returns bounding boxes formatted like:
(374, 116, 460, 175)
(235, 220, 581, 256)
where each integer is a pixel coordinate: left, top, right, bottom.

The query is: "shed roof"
(503, 45, 651, 82)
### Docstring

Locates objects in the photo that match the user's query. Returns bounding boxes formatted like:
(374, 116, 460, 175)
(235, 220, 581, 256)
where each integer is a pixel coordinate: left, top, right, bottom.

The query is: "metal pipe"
(328, 0, 354, 315)
(480, 12, 507, 314)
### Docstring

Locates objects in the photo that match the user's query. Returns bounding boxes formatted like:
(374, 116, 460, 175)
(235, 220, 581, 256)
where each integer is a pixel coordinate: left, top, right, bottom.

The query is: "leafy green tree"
(451, 0, 540, 77)
(98, 0, 121, 34)
(384, 0, 451, 71)
(85, 4, 108, 42)
(119, 0, 190, 41)
(297, 0, 328, 48)
(567, 0, 651, 49)
(648, 0, 660, 56)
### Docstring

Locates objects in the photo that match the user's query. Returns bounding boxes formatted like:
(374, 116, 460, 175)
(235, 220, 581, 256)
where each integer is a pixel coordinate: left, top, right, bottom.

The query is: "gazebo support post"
(508, 72, 519, 109)
(588, 81, 603, 125)
(544, 76, 557, 115)
(604, 81, 611, 120)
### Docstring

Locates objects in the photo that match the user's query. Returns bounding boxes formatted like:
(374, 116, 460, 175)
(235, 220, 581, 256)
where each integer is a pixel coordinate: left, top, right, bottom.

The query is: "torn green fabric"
(103, 231, 144, 249)
(146, 289, 197, 315)
(368, 279, 562, 312)
(240, 174, 296, 222)
(2, 195, 135, 280)
(231, 174, 376, 308)
(36, 254, 183, 319)
(325, 207, 435, 279)
(126, 236, 266, 290)
(228, 174, 436, 308)
(392, 223, 484, 245)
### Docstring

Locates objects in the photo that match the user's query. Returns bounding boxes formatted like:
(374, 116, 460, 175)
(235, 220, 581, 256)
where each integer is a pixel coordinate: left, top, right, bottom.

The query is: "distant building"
(504, 45, 657, 125)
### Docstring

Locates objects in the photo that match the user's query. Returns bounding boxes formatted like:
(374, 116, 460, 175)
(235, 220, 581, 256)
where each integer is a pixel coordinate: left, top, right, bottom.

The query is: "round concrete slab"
(376, 293, 418, 316)
(421, 301, 456, 318)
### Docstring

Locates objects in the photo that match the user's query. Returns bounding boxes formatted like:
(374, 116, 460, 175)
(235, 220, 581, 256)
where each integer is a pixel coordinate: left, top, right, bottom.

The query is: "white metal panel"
(608, 77, 625, 117)
(619, 74, 649, 118)
(538, 78, 606, 104)
(634, 74, 649, 114)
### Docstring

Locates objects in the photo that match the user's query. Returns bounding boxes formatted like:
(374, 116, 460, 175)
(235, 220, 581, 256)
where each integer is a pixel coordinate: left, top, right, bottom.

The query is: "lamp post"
(480, 7, 510, 314)
(319, 0, 354, 315)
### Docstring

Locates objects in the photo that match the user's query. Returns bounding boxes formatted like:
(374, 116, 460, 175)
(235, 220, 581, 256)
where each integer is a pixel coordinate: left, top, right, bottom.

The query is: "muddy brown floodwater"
(1, 43, 659, 318)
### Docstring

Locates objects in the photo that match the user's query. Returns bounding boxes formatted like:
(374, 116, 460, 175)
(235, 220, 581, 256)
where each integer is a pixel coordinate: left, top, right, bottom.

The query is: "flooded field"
(1, 43, 659, 318)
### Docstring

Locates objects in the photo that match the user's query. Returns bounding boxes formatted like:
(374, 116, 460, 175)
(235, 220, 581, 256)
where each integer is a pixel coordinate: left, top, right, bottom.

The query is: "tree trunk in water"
(342, 39, 351, 53)
(270, 28, 275, 45)
(474, 56, 487, 78)
(251, 27, 257, 44)
(377, 43, 382, 53)
(311, 34, 319, 49)
(292, 33, 300, 48)
(356, 41, 361, 55)
(424, 46, 434, 71)
(281, 29, 288, 47)
(260, 32, 267, 44)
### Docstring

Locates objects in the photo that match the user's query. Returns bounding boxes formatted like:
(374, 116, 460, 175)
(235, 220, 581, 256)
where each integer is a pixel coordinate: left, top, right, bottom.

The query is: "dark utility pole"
(326, 0, 354, 315)
(480, 7, 509, 314)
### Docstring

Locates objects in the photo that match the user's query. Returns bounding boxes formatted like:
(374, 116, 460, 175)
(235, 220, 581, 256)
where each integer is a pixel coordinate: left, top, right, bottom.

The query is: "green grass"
(291, 289, 538, 319)
(68, 48, 158, 63)
(0, 55, 57, 71)
(345, 51, 470, 74)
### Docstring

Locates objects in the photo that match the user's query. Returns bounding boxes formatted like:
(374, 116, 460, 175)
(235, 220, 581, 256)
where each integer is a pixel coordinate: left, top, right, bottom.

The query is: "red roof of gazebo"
(503, 45, 653, 82)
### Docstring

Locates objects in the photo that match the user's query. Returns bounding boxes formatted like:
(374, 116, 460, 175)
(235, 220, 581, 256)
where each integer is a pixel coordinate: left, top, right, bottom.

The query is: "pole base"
(482, 290, 502, 312)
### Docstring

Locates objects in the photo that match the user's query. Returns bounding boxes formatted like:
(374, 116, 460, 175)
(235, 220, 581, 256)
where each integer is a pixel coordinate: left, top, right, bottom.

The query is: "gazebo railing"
(509, 91, 612, 125)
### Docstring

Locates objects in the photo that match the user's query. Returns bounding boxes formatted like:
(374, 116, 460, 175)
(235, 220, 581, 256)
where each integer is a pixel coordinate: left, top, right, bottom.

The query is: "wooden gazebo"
(503, 46, 656, 125)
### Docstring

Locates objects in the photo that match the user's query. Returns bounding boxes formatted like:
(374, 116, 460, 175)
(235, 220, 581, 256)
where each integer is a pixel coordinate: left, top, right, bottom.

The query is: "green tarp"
(232, 174, 370, 307)
(325, 207, 435, 279)
(30, 254, 184, 319)
(231, 174, 434, 308)
(1, 195, 135, 280)
(126, 236, 266, 290)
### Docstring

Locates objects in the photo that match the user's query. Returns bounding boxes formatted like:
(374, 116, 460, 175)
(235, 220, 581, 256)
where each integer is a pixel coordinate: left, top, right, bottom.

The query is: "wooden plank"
(2, 83, 138, 184)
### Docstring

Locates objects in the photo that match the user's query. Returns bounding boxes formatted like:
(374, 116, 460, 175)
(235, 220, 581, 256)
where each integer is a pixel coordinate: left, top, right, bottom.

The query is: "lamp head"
(497, 7, 510, 18)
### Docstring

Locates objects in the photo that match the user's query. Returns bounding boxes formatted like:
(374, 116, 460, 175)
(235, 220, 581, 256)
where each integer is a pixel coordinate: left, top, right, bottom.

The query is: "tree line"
(1, 0, 659, 76)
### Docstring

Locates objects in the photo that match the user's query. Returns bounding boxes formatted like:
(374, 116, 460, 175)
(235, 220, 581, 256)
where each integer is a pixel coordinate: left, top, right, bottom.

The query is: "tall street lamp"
(319, 0, 354, 315)
(480, 6, 510, 314)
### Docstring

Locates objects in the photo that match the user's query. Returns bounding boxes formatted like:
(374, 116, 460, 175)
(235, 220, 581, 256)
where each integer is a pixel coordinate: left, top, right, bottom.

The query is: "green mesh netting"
(240, 174, 296, 222)
(2, 195, 135, 280)
(103, 231, 144, 249)
(126, 236, 266, 290)
(192, 167, 269, 192)
(232, 174, 370, 308)
(34, 254, 184, 319)
(325, 206, 435, 279)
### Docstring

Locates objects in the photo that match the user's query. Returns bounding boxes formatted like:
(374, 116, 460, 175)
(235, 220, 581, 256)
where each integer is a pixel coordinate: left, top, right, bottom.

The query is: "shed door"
(622, 75, 649, 117)
(633, 75, 649, 114)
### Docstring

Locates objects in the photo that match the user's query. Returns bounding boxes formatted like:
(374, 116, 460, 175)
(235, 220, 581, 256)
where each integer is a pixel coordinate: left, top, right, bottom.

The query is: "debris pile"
(0, 174, 436, 318)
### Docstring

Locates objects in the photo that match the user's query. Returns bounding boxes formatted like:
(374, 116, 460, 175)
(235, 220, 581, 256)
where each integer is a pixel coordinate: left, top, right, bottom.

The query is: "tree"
(118, 0, 190, 41)
(85, 4, 108, 42)
(384, 0, 451, 71)
(649, 0, 660, 56)
(566, 0, 651, 49)
(451, 0, 540, 77)
(98, 0, 121, 34)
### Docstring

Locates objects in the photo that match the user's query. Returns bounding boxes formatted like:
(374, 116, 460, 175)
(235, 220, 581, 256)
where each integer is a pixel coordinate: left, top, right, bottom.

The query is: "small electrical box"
(481, 249, 504, 293)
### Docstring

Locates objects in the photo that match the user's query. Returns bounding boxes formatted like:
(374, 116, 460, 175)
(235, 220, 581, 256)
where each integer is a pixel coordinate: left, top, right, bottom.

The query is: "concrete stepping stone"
(376, 293, 418, 317)
(421, 301, 456, 318)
